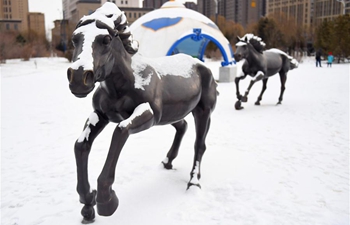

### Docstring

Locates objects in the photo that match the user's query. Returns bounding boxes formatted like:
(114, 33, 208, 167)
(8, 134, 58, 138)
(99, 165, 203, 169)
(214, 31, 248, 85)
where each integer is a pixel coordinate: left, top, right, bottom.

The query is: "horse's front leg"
(96, 103, 155, 217)
(234, 76, 245, 110)
(241, 71, 265, 103)
(75, 111, 109, 223)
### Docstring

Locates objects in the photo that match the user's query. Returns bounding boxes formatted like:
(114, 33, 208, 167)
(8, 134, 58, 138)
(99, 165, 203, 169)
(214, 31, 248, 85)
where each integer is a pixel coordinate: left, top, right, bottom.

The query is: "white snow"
(1, 57, 349, 225)
(118, 102, 153, 128)
(235, 42, 247, 47)
(71, 21, 109, 71)
(77, 112, 99, 143)
(238, 33, 266, 47)
(131, 53, 202, 90)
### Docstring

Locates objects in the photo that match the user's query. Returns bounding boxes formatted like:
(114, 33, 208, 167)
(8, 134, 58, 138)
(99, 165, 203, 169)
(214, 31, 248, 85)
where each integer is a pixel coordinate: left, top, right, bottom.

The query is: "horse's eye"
(103, 35, 111, 45)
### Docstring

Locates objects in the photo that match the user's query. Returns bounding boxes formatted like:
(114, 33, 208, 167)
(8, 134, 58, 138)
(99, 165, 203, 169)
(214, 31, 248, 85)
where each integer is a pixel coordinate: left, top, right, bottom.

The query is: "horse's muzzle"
(67, 67, 95, 98)
(234, 54, 242, 62)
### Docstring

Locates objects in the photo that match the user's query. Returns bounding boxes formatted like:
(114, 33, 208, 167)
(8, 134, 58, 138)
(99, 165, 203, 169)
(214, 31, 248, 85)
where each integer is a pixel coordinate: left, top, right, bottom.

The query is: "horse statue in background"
(234, 34, 298, 110)
(67, 3, 217, 223)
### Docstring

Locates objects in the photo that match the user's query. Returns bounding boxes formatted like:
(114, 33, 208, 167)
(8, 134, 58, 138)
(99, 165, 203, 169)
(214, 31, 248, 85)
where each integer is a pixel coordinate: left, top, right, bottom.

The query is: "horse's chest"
(98, 95, 134, 123)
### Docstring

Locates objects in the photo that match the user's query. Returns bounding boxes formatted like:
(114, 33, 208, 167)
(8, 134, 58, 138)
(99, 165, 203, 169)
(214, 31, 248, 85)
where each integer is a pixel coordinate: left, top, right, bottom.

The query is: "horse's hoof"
(241, 96, 248, 102)
(235, 101, 244, 110)
(276, 101, 282, 105)
(81, 205, 95, 224)
(162, 161, 173, 170)
(96, 190, 119, 216)
(255, 102, 260, 105)
(187, 182, 201, 190)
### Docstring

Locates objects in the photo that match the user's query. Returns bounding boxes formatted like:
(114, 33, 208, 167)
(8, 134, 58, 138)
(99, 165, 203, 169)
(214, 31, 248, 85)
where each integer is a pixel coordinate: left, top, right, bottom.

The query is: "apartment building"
(197, 0, 266, 28)
(102, 0, 139, 7)
(0, 0, 29, 32)
(313, 0, 345, 25)
(267, 0, 313, 28)
(142, 0, 168, 8)
(28, 12, 45, 36)
(267, 0, 347, 28)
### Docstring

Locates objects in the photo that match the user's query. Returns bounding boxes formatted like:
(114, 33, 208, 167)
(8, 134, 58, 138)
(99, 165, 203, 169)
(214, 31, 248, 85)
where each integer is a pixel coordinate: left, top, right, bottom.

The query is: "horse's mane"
(237, 33, 266, 54)
(75, 3, 138, 55)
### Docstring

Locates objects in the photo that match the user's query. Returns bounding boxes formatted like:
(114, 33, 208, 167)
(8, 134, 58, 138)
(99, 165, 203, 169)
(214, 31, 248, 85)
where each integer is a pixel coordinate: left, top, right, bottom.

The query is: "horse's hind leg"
(162, 119, 188, 169)
(255, 78, 268, 105)
(188, 107, 212, 189)
(187, 66, 216, 189)
(277, 72, 287, 104)
(75, 111, 109, 223)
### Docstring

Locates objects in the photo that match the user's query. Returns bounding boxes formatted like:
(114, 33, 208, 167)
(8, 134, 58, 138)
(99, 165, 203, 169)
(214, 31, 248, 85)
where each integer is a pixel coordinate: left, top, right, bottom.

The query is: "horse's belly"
(159, 96, 200, 124)
(158, 79, 201, 125)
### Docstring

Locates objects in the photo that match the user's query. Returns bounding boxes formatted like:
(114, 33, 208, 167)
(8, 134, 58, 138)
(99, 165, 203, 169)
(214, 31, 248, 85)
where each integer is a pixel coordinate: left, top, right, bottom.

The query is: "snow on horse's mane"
(236, 33, 266, 53)
(239, 34, 266, 46)
(76, 2, 126, 31)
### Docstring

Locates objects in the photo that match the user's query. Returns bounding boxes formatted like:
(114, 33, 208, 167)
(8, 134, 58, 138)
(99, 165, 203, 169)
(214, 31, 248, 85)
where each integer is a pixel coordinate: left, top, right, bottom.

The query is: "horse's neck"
(103, 40, 134, 96)
(247, 45, 264, 65)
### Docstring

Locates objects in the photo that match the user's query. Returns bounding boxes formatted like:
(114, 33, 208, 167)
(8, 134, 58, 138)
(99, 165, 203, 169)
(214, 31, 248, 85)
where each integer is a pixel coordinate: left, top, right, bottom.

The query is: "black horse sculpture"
(67, 3, 217, 223)
(234, 34, 298, 110)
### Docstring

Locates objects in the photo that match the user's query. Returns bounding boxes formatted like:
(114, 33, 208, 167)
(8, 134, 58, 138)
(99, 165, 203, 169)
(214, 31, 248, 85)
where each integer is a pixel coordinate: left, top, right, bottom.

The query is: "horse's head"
(234, 34, 265, 62)
(67, 2, 137, 98)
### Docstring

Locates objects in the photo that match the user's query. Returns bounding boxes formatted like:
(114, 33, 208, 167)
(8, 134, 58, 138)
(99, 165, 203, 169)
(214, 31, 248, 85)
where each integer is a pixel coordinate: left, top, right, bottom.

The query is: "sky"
(28, 0, 196, 38)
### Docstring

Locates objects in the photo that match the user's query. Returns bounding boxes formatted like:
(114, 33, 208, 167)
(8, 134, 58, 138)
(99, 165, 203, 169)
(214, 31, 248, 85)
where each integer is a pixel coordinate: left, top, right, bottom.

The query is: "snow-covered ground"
(1, 57, 349, 225)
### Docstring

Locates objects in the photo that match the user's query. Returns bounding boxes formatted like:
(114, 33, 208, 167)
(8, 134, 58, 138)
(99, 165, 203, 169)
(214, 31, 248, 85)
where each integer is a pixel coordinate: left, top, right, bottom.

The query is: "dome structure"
(129, 0, 234, 66)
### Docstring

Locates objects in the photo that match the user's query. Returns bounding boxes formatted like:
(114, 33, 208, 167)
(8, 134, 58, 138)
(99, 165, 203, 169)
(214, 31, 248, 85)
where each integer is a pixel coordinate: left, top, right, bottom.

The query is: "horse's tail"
(289, 57, 299, 70)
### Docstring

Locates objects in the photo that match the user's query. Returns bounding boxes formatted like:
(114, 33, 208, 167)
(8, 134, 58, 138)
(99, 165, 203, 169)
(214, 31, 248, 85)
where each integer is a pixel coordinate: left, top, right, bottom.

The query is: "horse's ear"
(244, 36, 248, 42)
(236, 36, 241, 43)
(96, 20, 118, 37)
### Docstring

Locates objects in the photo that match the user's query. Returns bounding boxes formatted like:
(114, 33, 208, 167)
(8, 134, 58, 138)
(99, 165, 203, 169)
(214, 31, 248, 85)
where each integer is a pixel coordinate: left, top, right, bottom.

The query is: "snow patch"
(118, 102, 154, 128)
(77, 112, 99, 142)
(236, 42, 247, 47)
(162, 157, 169, 164)
(238, 33, 266, 47)
(190, 161, 200, 185)
(131, 53, 201, 90)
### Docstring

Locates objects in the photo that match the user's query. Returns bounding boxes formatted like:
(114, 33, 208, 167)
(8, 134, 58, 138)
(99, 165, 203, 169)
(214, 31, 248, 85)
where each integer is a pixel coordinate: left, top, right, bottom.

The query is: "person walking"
(327, 52, 334, 67)
(316, 49, 322, 67)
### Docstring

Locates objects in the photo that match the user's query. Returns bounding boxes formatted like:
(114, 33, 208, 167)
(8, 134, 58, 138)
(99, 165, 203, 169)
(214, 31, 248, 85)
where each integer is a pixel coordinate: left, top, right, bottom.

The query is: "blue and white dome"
(129, 0, 234, 66)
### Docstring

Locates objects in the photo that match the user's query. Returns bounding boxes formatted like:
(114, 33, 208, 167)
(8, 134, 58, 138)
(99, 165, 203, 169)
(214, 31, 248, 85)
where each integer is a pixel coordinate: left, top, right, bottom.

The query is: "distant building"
(70, 0, 101, 25)
(313, 0, 347, 25)
(267, 0, 347, 28)
(63, 0, 101, 22)
(142, 0, 168, 8)
(51, 19, 75, 52)
(197, 0, 266, 28)
(267, 0, 313, 28)
(0, 0, 29, 32)
(28, 12, 45, 37)
(102, 0, 139, 7)
(63, 0, 151, 26)
(122, 7, 153, 23)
